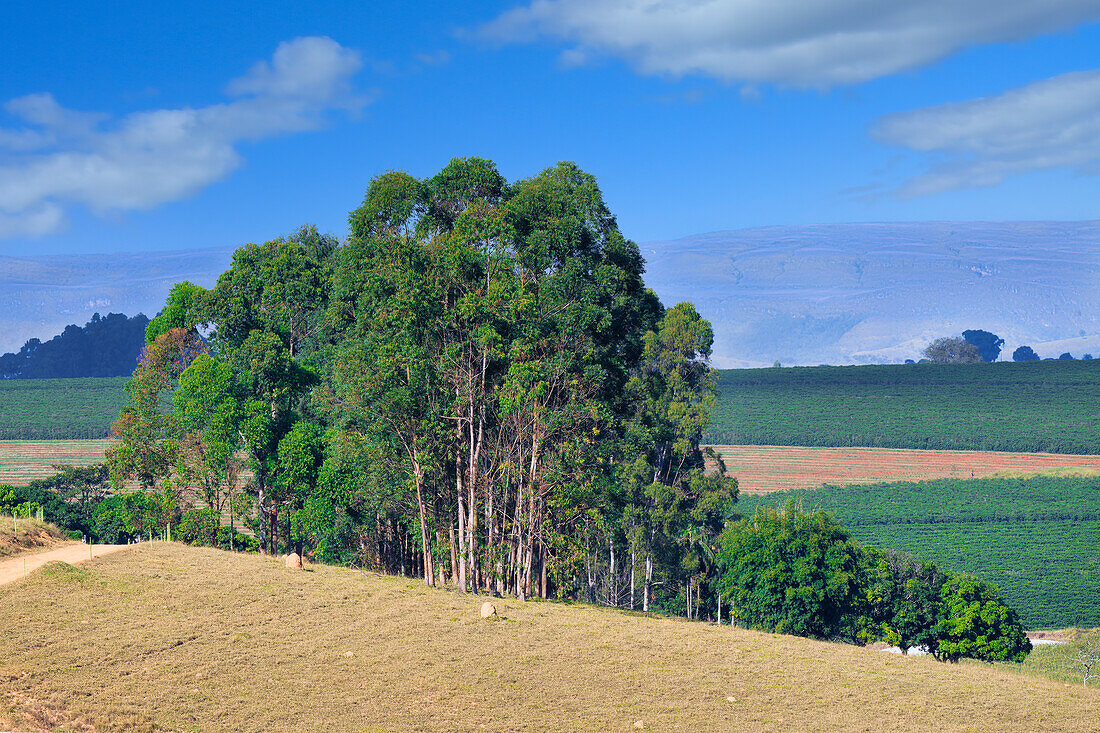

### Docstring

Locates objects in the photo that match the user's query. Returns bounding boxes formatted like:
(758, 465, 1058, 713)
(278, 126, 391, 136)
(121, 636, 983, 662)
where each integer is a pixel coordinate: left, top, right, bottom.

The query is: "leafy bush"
(175, 507, 218, 546)
(739, 475, 1100, 628)
(215, 525, 258, 552)
(718, 503, 864, 640)
(718, 504, 1032, 664)
(932, 576, 1031, 663)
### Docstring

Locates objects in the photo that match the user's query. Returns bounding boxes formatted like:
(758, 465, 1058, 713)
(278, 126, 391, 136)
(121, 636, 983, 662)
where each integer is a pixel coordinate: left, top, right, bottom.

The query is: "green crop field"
(0, 377, 128, 440)
(738, 474, 1100, 628)
(705, 359, 1100, 454)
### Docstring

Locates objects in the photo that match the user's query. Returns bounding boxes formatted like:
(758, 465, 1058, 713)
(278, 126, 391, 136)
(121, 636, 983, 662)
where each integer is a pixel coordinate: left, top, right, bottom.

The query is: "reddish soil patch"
(707, 445, 1100, 495)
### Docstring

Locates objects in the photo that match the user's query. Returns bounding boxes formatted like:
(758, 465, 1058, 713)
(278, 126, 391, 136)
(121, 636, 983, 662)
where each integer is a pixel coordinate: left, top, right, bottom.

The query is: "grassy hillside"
(705, 359, 1100, 453)
(1, 544, 1096, 732)
(0, 377, 127, 440)
(0, 517, 67, 558)
(738, 474, 1100, 628)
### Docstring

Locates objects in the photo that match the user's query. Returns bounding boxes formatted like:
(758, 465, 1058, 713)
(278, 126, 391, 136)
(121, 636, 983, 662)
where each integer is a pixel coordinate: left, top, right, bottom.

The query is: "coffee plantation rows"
(0, 378, 128, 440)
(738, 475, 1100, 628)
(705, 359, 1100, 454)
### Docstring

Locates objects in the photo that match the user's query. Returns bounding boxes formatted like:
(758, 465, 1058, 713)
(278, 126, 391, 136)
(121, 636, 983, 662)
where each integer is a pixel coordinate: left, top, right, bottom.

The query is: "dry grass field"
(0, 544, 1097, 732)
(0, 439, 112, 486)
(707, 444, 1100, 495)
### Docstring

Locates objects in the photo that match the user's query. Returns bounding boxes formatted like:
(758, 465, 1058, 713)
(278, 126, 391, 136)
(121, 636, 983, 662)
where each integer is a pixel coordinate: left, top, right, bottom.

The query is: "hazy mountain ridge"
(3, 221, 1099, 367)
(0, 248, 233, 354)
(642, 221, 1100, 367)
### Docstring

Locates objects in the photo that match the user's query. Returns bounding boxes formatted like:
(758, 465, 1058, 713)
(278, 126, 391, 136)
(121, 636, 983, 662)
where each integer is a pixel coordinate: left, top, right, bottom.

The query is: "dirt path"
(0, 543, 130, 586)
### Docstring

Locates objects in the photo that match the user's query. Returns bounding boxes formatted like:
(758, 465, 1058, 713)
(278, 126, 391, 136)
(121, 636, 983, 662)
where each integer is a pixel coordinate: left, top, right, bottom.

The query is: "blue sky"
(3, 0, 1100, 255)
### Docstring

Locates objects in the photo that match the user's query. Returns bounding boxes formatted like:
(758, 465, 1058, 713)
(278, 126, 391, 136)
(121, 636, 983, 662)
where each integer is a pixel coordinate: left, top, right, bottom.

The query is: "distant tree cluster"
(717, 503, 1032, 664)
(920, 330, 1096, 364)
(1012, 345, 1039, 361)
(0, 312, 150, 379)
(922, 337, 982, 364)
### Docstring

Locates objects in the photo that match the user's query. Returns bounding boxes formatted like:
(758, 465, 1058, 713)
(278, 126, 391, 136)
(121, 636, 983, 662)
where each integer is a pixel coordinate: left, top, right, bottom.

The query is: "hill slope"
(705, 360, 1100, 453)
(0, 544, 1096, 732)
(643, 221, 1100, 367)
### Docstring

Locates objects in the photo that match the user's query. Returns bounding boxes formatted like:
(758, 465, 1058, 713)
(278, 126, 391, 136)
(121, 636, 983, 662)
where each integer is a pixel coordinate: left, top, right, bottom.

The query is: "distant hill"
(642, 221, 1100, 367)
(0, 248, 232, 355)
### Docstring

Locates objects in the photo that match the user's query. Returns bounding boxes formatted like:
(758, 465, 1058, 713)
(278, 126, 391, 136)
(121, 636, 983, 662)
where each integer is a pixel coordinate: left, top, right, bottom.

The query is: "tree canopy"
(922, 336, 982, 364)
(1012, 345, 1040, 362)
(102, 161, 735, 614)
(962, 329, 1004, 362)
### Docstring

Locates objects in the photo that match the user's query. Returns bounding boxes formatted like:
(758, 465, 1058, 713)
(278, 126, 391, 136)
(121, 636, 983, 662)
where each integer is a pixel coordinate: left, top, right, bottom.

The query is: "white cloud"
(0, 37, 363, 238)
(871, 70, 1100, 196)
(480, 0, 1100, 87)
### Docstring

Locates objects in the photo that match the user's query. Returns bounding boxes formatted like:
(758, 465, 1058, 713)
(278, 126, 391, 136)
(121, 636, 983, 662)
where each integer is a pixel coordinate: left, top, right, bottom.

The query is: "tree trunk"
(449, 524, 459, 586)
(256, 475, 268, 554)
(456, 460, 467, 592)
(540, 538, 548, 599)
(643, 552, 652, 613)
(412, 463, 434, 586)
(608, 530, 616, 606)
(630, 547, 636, 610)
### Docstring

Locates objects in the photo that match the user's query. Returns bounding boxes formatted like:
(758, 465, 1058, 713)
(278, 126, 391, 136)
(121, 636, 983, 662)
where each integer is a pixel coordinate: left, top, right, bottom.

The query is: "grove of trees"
(922, 336, 982, 364)
(104, 159, 737, 611)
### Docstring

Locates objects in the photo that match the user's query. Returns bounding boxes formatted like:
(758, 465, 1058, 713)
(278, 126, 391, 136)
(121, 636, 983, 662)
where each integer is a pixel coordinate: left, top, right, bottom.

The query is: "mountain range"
(642, 221, 1100, 367)
(3, 221, 1099, 367)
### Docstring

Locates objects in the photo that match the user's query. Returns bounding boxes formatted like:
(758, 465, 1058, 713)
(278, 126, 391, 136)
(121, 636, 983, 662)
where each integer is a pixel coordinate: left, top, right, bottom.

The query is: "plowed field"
(708, 444, 1100, 495)
(0, 439, 113, 486)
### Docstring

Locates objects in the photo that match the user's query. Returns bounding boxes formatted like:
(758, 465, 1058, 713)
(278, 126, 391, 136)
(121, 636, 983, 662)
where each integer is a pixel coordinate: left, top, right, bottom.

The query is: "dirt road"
(0, 544, 130, 586)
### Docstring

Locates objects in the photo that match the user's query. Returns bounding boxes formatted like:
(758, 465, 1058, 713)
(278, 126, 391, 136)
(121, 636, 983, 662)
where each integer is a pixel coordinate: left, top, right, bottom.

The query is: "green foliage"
(93, 490, 177, 543)
(176, 507, 219, 546)
(739, 475, 1100, 627)
(1013, 345, 1040, 361)
(96, 160, 724, 611)
(962, 329, 1004, 363)
(145, 282, 207, 344)
(932, 575, 1032, 663)
(704, 360, 1100, 453)
(718, 503, 864, 640)
(923, 336, 982, 364)
(0, 377, 128, 439)
(13, 464, 110, 536)
(716, 503, 1031, 664)
(860, 548, 945, 652)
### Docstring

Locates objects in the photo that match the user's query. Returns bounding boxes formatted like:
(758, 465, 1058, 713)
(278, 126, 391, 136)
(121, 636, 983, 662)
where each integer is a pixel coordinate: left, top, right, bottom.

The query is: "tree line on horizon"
(0, 312, 149, 380)
(916, 329, 1093, 364)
